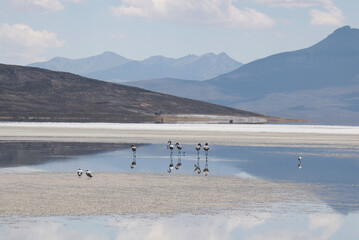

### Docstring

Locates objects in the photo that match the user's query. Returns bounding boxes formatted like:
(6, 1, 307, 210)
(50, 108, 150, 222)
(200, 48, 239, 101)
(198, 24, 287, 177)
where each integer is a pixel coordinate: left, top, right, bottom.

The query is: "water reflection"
(298, 156, 303, 169)
(1, 210, 359, 240)
(130, 144, 137, 169)
(175, 143, 183, 170)
(1, 142, 359, 214)
(0, 141, 126, 168)
(168, 150, 174, 173)
(1, 141, 359, 239)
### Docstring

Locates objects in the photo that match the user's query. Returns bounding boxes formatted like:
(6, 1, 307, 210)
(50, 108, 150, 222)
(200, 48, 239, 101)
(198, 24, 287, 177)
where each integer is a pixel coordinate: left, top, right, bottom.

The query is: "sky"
(0, 0, 358, 65)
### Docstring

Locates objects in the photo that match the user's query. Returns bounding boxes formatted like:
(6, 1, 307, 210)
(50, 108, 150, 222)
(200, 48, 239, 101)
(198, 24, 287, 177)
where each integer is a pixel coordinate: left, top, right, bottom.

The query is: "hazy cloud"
(255, 0, 344, 26)
(110, 0, 275, 28)
(109, 212, 272, 240)
(310, 5, 344, 26)
(247, 213, 343, 240)
(10, 0, 65, 12)
(10, 0, 85, 13)
(0, 23, 65, 62)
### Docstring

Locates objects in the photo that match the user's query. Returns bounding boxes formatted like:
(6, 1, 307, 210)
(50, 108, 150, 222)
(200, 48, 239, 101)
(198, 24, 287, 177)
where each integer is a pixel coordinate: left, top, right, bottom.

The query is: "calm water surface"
(0, 141, 358, 239)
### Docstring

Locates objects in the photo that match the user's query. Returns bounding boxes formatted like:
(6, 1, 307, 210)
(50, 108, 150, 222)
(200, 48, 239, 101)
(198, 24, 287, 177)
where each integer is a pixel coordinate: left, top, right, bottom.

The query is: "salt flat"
(1, 122, 359, 148)
(0, 172, 320, 216)
(0, 122, 357, 217)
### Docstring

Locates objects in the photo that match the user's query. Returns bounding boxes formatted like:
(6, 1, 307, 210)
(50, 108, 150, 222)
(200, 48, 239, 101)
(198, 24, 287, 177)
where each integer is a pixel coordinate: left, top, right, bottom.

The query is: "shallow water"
(1, 141, 359, 239)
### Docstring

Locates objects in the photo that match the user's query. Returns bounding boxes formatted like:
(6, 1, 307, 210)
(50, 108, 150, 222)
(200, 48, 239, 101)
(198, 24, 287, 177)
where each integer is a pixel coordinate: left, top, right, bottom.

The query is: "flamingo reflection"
(203, 156, 209, 176)
(194, 143, 201, 174)
(130, 144, 137, 169)
(168, 151, 174, 173)
(297, 156, 303, 170)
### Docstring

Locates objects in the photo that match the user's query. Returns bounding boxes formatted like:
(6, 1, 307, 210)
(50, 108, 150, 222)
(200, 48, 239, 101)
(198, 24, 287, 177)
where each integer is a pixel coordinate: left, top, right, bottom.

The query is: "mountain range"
(26, 26, 359, 125)
(0, 63, 267, 123)
(125, 26, 359, 125)
(29, 52, 242, 82)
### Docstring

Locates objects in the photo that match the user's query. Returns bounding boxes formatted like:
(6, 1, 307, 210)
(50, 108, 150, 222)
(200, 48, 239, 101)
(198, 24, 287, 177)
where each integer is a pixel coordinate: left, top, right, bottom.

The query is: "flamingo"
(204, 143, 209, 151)
(167, 141, 174, 150)
(204, 143, 209, 158)
(175, 143, 182, 151)
(86, 170, 93, 178)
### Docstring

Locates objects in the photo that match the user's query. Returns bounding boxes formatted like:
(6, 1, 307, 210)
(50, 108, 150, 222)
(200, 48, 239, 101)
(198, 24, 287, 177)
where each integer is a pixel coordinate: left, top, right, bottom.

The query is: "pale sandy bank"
(0, 173, 319, 217)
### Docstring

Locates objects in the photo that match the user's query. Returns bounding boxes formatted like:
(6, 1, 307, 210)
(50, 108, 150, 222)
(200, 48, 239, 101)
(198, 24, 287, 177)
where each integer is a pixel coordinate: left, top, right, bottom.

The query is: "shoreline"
(1, 123, 359, 148)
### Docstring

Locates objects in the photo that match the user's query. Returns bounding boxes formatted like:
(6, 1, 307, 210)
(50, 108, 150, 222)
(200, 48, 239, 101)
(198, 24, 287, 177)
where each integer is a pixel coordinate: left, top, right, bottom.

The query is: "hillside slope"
(0, 64, 263, 123)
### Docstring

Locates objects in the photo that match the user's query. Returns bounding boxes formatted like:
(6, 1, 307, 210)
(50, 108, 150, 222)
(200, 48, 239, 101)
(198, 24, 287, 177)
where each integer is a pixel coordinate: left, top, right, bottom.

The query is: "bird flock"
(19, 141, 303, 179)
(126, 141, 211, 176)
(75, 143, 303, 178)
(75, 142, 211, 178)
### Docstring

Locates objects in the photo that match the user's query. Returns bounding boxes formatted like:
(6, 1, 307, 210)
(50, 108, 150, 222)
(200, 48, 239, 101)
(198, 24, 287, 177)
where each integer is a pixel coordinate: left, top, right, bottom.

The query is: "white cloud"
(110, 0, 275, 28)
(308, 213, 343, 240)
(255, 0, 345, 26)
(0, 23, 65, 62)
(10, 0, 65, 12)
(310, 5, 345, 26)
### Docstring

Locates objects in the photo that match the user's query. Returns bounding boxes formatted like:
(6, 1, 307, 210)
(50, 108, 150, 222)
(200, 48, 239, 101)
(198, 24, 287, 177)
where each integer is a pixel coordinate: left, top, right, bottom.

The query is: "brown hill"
(0, 63, 266, 123)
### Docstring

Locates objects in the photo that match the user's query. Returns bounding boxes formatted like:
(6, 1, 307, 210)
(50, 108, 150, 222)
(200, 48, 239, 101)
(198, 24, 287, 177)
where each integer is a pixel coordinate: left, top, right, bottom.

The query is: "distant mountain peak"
(334, 25, 352, 33)
(304, 25, 359, 54)
(100, 51, 120, 57)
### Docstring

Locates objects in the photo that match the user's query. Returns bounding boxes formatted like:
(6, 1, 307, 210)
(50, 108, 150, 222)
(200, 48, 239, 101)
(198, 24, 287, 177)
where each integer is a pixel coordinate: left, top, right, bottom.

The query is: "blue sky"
(0, 0, 358, 65)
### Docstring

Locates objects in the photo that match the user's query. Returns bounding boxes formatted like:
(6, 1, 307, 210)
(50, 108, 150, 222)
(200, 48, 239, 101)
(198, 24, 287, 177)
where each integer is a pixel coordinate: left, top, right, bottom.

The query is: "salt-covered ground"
(0, 172, 321, 216)
(1, 122, 359, 148)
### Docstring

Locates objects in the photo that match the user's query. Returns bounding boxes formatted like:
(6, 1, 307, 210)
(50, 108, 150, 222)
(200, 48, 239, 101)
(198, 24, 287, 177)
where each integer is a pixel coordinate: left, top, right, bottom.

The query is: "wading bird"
(167, 141, 174, 150)
(195, 143, 201, 156)
(77, 168, 82, 177)
(86, 170, 93, 178)
(131, 144, 137, 157)
(204, 143, 209, 152)
(175, 143, 182, 151)
(204, 143, 209, 157)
